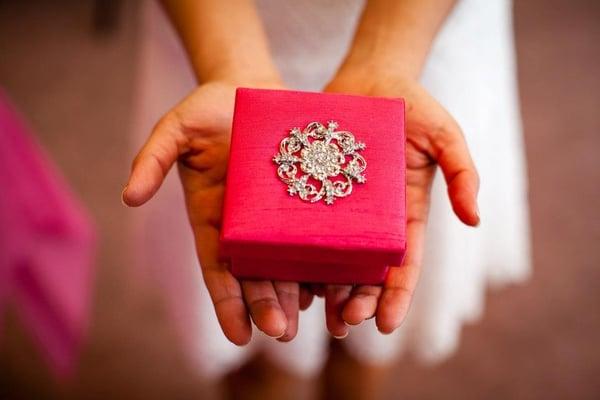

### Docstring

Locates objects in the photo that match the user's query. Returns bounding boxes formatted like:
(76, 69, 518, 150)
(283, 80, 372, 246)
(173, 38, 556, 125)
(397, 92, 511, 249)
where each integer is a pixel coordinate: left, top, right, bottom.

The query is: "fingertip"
(122, 171, 165, 207)
(274, 282, 300, 341)
(461, 204, 480, 227)
(325, 285, 352, 338)
(341, 299, 365, 326)
(257, 306, 288, 339)
(457, 207, 480, 227)
(120, 185, 130, 207)
(326, 322, 348, 338)
(227, 330, 253, 346)
(221, 315, 252, 346)
(444, 162, 480, 227)
(449, 186, 480, 227)
(375, 307, 402, 334)
(376, 322, 398, 335)
(341, 287, 381, 326)
(210, 288, 253, 346)
(121, 181, 149, 207)
(312, 284, 326, 298)
(333, 331, 349, 340)
(300, 296, 314, 311)
(277, 329, 297, 342)
(375, 289, 410, 335)
(231, 335, 252, 346)
(299, 287, 314, 311)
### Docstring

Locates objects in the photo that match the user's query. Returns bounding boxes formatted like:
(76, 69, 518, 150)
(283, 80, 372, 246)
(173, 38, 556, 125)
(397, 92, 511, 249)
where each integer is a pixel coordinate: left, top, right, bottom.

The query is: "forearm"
(161, 0, 280, 84)
(340, 0, 456, 79)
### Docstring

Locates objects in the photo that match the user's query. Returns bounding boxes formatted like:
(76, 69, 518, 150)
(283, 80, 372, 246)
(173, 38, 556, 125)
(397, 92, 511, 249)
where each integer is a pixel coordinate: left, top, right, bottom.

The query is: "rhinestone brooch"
(273, 120, 367, 205)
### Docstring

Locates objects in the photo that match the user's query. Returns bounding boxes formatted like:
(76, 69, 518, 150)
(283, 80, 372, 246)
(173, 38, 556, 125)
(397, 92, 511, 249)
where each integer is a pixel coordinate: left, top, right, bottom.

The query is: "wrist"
(329, 54, 419, 94)
(205, 69, 283, 90)
(338, 0, 454, 81)
(192, 57, 283, 88)
(337, 48, 420, 83)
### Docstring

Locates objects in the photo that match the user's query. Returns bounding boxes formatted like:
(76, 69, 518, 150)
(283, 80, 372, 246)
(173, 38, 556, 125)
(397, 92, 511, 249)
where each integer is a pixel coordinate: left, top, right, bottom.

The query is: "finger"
(299, 285, 314, 311)
(241, 280, 288, 338)
(311, 284, 326, 298)
(431, 119, 480, 226)
(376, 207, 427, 334)
(194, 225, 252, 346)
(123, 113, 188, 206)
(342, 285, 382, 326)
(273, 281, 300, 342)
(325, 285, 353, 338)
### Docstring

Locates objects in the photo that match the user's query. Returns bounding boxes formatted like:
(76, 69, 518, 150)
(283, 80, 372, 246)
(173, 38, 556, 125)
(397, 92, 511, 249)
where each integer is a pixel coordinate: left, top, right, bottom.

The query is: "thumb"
(431, 118, 480, 226)
(122, 114, 187, 207)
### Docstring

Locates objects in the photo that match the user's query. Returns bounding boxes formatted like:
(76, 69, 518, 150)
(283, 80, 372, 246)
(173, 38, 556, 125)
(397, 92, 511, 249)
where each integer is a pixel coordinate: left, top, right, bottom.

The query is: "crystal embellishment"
(273, 120, 367, 205)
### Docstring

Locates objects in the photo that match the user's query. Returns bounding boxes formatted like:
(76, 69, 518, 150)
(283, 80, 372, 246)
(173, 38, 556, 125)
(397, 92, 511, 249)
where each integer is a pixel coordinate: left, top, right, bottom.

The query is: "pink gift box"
(221, 88, 406, 284)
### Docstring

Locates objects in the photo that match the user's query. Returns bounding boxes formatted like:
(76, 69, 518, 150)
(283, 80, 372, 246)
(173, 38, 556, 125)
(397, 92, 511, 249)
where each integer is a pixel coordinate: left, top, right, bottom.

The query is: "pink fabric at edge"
(0, 90, 96, 377)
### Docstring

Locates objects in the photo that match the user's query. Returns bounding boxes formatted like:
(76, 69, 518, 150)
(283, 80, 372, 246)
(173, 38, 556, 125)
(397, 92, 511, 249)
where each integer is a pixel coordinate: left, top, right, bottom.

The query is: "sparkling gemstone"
(273, 121, 366, 205)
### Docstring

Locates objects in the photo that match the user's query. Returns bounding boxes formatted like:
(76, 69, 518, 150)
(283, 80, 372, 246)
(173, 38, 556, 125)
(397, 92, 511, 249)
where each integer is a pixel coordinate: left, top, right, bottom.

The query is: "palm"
(124, 82, 302, 344)
(321, 77, 479, 336)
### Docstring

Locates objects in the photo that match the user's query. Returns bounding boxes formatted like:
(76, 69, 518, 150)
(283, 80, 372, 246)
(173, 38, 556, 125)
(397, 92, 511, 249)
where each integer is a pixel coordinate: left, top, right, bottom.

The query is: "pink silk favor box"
(220, 88, 406, 285)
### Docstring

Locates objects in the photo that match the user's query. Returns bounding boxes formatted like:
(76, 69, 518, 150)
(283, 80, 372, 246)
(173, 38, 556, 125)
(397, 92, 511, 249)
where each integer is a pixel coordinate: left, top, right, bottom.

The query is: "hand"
(320, 70, 480, 337)
(122, 81, 312, 344)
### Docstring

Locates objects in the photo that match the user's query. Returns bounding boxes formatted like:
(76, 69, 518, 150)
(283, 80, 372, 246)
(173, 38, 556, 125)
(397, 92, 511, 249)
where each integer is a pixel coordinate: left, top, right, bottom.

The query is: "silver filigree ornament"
(273, 120, 367, 205)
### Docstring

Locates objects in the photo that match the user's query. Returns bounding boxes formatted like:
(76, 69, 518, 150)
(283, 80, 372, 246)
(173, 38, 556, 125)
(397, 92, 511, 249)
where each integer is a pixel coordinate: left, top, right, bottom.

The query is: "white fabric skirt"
(131, 0, 531, 378)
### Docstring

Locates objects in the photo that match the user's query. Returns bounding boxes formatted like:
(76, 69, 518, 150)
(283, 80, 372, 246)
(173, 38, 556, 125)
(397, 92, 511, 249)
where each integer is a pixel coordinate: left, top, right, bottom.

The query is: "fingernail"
(121, 185, 129, 207)
(333, 331, 349, 339)
(271, 330, 286, 339)
(474, 205, 481, 227)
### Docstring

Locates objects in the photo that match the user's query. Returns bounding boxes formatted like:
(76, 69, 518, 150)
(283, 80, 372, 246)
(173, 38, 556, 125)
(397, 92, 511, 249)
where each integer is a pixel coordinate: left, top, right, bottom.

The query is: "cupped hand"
(321, 71, 480, 337)
(122, 81, 310, 344)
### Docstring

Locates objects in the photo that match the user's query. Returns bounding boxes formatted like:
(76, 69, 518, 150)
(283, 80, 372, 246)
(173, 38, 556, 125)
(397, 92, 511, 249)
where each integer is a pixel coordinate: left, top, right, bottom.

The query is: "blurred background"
(0, 0, 599, 399)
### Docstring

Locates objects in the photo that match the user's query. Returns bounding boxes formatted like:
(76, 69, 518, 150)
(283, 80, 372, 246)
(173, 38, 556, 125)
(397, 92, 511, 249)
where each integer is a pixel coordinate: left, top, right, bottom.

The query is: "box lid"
(221, 88, 406, 269)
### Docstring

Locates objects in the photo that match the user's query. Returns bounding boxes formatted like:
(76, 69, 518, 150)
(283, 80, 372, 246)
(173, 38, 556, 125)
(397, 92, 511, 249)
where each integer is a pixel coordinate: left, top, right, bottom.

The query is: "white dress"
(131, 0, 531, 378)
